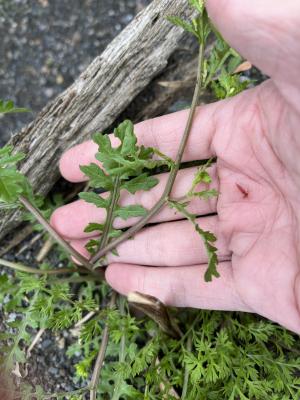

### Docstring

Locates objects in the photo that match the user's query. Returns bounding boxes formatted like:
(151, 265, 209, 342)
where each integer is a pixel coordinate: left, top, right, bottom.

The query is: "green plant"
(1, 2, 299, 400)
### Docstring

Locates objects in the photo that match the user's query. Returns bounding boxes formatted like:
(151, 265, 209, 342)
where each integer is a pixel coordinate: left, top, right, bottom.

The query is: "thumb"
(205, 0, 300, 88)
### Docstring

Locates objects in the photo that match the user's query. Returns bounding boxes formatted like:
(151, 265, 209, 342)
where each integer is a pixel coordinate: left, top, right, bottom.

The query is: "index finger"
(59, 103, 219, 182)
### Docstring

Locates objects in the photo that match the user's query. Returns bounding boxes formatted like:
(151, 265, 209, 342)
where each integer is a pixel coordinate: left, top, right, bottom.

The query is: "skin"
(51, 0, 300, 333)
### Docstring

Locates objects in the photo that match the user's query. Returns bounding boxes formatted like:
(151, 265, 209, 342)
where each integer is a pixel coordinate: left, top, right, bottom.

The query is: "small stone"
(56, 73, 64, 85)
(45, 88, 54, 98)
(49, 367, 58, 376)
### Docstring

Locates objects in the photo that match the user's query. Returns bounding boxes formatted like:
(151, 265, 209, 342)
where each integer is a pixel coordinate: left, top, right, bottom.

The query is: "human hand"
(51, 0, 300, 333)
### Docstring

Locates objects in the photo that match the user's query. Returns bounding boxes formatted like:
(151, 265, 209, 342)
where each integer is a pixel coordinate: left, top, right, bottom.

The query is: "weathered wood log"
(120, 37, 215, 123)
(0, 0, 195, 240)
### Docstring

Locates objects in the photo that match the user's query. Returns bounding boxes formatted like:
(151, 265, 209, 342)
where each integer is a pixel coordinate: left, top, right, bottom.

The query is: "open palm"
(51, 0, 300, 333)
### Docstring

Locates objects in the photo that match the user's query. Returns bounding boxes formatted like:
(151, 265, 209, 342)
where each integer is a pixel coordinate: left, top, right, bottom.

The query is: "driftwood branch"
(0, 0, 195, 240)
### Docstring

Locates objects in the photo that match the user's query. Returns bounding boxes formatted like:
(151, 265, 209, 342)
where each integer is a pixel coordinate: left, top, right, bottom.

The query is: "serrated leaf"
(114, 205, 147, 220)
(80, 163, 113, 190)
(108, 228, 123, 238)
(167, 16, 196, 36)
(189, 0, 204, 13)
(210, 69, 249, 99)
(121, 174, 158, 194)
(168, 200, 219, 282)
(0, 145, 32, 204)
(85, 238, 100, 255)
(0, 169, 27, 203)
(193, 169, 212, 185)
(84, 222, 105, 233)
(138, 145, 154, 160)
(114, 119, 137, 155)
(79, 192, 108, 209)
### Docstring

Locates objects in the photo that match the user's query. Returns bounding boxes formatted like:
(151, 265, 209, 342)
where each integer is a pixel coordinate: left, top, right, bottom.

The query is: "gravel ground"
(0, 0, 150, 146)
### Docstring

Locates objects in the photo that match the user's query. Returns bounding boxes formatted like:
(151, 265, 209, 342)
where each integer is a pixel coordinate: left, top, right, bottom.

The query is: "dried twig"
(89, 291, 117, 400)
(16, 231, 43, 256)
(26, 328, 46, 358)
(36, 237, 54, 262)
(0, 225, 33, 257)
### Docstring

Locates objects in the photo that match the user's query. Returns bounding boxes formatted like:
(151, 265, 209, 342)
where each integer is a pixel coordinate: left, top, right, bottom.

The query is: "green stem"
(48, 275, 103, 284)
(98, 175, 121, 251)
(41, 387, 89, 399)
(91, 43, 205, 263)
(0, 257, 77, 275)
(204, 48, 232, 87)
(19, 195, 101, 276)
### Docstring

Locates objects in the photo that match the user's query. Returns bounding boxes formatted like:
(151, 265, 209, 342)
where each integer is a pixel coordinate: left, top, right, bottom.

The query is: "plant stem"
(41, 387, 89, 399)
(0, 257, 77, 275)
(98, 175, 120, 251)
(89, 291, 117, 400)
(111, 296, 126, 400)
(18, 195, 99, 275)
(91, 43, 204, 264)
(49, 275, 103, 284)
(181, 334, 192, 399)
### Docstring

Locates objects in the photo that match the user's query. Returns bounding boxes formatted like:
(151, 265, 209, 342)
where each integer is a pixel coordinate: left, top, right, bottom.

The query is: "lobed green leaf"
(114, 204, 148, 220)
(0, 99, 30, 115)
(80, 163, 113, 190)
(121, 174, 159, 194)
(79, 192, 108, 209)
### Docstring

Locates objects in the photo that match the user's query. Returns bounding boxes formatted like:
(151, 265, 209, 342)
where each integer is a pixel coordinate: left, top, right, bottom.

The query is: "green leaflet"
(211, 69, 250, 99)
(108, 229, 122, 238)
(85, 239, 100, 255)
(0, 99, 29, 115)
(113, 120, 137, 156)
(114, 205, 147, 220)
(84, 223, 105, 233)
(0, 169, 27, 203)
(79, 192, 109, 209)
(121, 174, 158, 194)
(168, 1, 210, 45)
(80, 163, 113, 190)
(167, 16, 196, 36)
(192, 189, 219, 199)
(189, 0, 205, 13)
(188, 160, 218, 201)
(0, 146, 25, 166)
(0, 145, 32, 205)
(168, 199, 219, 281)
